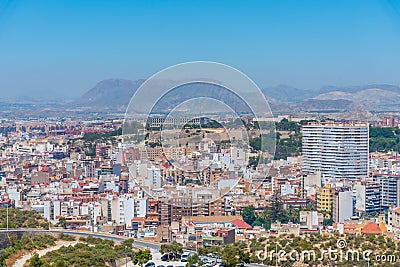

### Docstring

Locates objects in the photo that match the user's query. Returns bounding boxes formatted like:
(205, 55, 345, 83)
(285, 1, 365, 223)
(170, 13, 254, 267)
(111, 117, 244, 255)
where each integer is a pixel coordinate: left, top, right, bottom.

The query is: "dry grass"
(6, 250, 29, 267)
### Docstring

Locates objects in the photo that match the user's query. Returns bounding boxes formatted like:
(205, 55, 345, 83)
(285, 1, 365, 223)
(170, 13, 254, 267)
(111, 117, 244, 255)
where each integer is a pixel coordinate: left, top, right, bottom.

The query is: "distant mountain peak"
(77, 78, 145, 110)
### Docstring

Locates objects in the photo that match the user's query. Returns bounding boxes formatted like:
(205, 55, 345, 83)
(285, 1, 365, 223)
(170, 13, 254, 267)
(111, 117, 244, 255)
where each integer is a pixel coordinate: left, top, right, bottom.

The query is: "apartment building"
(332, 189, 353, 223)
(355, 181, 381, 214)
(316, 184, 335, 213)
(302, 122, 368, 179)
(376, 174, 400, 210)
(388, 206, 400, 233)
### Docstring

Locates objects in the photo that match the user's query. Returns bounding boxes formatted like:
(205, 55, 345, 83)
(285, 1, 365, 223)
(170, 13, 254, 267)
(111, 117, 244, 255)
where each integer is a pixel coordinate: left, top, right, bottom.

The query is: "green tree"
(132, 249, 152, 267)
(222, 246, 239, 267)
(263, 191, 286, 224)
(58, 217, 67, 229)
(121, 239, 135, 249)
(252, 216, 267, 229)
(55, 259, 67, 267)
(238, 250, 251, 264)
(286, 207, 300, 223)
(186, 254, 204, 267)
(29, 253, 43, 267)
(323, 218, 334, 226)
(160, 242, 183, 256)
(242, 206, 256, 226)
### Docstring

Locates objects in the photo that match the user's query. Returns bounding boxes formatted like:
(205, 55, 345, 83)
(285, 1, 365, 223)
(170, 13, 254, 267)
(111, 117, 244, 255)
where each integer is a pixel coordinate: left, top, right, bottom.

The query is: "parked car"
(181, 252, 195, 262)
(161, 254, 170, 261)
(200, 256, 216, 267)
(145, 262, 156, 267)
(207, 258, 217, 266)
(161, 253, 180, 261)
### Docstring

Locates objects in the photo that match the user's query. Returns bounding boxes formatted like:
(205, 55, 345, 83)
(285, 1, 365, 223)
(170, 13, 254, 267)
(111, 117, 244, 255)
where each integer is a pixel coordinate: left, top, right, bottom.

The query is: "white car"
(181, 252, 195, 262)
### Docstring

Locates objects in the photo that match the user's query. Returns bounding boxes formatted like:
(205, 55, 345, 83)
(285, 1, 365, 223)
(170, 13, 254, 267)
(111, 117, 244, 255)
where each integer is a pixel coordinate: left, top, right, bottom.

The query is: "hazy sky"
(1, 0, 400, 99)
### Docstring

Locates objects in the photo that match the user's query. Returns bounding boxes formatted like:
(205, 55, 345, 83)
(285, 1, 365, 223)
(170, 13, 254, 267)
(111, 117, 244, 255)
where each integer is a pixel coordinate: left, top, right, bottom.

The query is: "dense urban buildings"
(3, 114, 400, 260)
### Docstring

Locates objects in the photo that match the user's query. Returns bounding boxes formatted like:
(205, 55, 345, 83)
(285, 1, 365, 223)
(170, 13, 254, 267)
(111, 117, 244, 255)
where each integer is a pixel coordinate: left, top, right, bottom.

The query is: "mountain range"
(75, 79, 400, 113)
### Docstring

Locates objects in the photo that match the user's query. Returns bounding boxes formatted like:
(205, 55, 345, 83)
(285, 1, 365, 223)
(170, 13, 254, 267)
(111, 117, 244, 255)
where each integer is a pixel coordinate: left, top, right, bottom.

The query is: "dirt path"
(12, 241, 78, 267)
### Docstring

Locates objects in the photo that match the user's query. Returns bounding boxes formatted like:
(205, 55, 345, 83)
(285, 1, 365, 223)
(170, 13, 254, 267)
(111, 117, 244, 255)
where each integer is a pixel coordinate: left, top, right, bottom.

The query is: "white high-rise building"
(146, 166, 162, 189)
(333, 190, 353, 223)
(302, 122, 369, 179)
(108, 194, 143, 227)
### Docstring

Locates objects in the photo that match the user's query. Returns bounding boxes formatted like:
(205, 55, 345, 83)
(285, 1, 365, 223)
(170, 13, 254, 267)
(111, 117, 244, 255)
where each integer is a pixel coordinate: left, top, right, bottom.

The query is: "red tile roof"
(231, 219, 252, 230)
(361, 222, 382, 235)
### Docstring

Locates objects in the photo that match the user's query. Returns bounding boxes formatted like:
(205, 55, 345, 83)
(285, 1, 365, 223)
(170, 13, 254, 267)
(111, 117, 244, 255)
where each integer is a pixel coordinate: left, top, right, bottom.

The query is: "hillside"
(261, 85, 315, 103)
(76, 78, 145, 111)
(312, 88, 400, 111)
(76, 79, 400, 113)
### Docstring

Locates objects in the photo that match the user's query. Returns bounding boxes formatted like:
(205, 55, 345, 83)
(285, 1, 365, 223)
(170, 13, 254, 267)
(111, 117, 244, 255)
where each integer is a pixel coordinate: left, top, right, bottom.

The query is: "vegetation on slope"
(197, 234, 400, 267)
(0, 234, 60, 267)
(369, 126, 400, 152)
(37, 237, 144, 267)
(241, 193, 301, 230)
(0, 207, 49, 229)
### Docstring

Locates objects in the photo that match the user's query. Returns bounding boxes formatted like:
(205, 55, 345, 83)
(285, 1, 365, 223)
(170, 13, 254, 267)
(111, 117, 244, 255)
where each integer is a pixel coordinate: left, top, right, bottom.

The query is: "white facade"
(302, 122, 368, 179)
(333, 190, 353, 223)
(7, 187, 22, 207)
(230, 147, 246, 167)
(134, 198, 148, 218)
(146, 166, 162, 189)
(280, 184, 297, 196)
(355, 182, 366, 212)
(43, 200, 61, 222)
(299, 211, 323, 230)
(109, 194, 147, 227)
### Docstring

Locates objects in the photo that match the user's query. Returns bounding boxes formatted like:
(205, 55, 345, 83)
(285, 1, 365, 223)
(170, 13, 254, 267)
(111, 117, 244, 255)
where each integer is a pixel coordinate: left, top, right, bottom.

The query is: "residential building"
(355, 181, 381, 214)
(333, 189, 353, 223)
(146, 166, 162, 189)
(316, 184, 335, 213)
(302, 122, 369, 179)
(299, 211, 323, 230)
(377, 175, 400, 210)
(388, 206, 400, 233)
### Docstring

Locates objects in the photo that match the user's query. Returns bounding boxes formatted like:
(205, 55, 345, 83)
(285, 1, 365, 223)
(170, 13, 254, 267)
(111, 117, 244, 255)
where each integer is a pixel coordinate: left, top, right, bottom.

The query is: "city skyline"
(3, 1, 400, 266)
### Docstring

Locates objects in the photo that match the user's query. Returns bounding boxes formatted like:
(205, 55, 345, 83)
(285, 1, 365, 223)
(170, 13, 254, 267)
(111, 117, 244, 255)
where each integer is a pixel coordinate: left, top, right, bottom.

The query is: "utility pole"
(195, 230, 198, 254)
(125, 244, 128, 267)
(6, 205, 9, 231)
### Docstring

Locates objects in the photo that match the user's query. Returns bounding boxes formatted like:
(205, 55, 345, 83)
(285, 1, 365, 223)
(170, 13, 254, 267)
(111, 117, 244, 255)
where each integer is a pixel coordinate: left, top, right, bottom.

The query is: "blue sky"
(1, 0, 400, 98)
